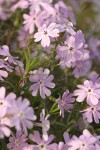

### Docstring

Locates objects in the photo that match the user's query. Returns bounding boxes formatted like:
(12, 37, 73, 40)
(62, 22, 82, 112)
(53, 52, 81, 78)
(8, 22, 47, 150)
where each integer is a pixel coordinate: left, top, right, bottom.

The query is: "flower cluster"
(0, 0, 100, 149)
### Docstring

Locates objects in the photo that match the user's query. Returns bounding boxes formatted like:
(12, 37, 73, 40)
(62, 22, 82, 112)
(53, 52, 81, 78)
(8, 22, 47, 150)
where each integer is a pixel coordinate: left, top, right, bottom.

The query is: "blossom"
(74, 80, 100, 105)
(0, 45, 23, 67)
(9, 97, 37, 133)
(29, 131, 54, 150)
(56, 30, 85, 68)
(53, 1, 76, 25)
(82, 102, 100, 124)
(34, 23, 59, 47)
(40, 109, 50, 140)
(11, 0, 29, 11)
(7, 131, 28, 150)
(23, 11, 42, 34)
(29, 68, 55, 99)
(72, 51, 92, 78)
(57, 90, 75, 118)
(29, 0, 55, 14)
(88, 37, 100, 61)
(0, 58, 13, 72)
(0, 87, 16, 115)
(68, 129, 97, 150)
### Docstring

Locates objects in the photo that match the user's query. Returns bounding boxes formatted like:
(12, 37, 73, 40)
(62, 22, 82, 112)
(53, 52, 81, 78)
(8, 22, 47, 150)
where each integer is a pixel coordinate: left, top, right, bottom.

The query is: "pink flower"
(23, 11, 42, 34)
(29, 0, 55, 14)
(82, 102, 100, 124)
(9, 97, 37, 133)
(40, 109, 50, 140)
(29, 131, 54, 150)
(11, 0, 29, 11)
(0, 45, 23, 67)
(68, 129, 97, 150)
(56, 30, 85, 68)
(7, 131, 28, 150)
(0, 87, 16, 115)
(57, 90, 75, 118)
(34, 23, 59, 47)
(74, 80, 100, 105)
(29, 68, 55, 99)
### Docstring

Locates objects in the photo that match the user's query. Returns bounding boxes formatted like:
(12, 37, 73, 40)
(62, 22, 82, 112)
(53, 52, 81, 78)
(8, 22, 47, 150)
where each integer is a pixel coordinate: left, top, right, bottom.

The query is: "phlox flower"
(57, 90, 75, 118)
(34, 23, 59, 47)
(29, 130, 54, 150)
(11, 0, 29, 11)
(56, 30, 85, 68)
(29, 68, 55, 99)
(68, 129, 97, 150)
(7, 131, 28, 150)
(23, 10, 42, 34)
(9, 97, 37, 133)
(88, 37, 100, 61)
(74, 80, 100, 105)
(72, 51, 92, 78)
(0, 58, 13, 72)
(29, 0, 55, 15)
(53, 1, 76, 25)
(0, 87, 16, 115)
(0, 45, 23, 67)
(40, 109, 50, 140)
(82, 102, 100, 124)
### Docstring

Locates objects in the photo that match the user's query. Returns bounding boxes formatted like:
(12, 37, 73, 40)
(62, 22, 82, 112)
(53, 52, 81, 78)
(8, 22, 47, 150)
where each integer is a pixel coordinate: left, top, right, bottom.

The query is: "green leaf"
(24, 47, 31, 73)
(29, 48, 42, 71)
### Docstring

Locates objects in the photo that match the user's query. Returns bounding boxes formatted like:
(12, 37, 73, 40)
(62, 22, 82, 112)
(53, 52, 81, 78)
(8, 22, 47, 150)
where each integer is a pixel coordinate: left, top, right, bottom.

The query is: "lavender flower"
(82, 102, 100, 124)
(7, 131, 28, 150)
(23, 10, 42, 34)
(68, 129, 97, 150)
(29, 68, 55, 99)
(0, 87, 16, 115)
(74, 80, 100, 105)
(29, 0, 55, 14)
(29, 131, 54, 150)
(34, 23, 59, 47)
(56, 30, 85, 68)
(57, 90, 75, 118)
(9, 97, 37, 133)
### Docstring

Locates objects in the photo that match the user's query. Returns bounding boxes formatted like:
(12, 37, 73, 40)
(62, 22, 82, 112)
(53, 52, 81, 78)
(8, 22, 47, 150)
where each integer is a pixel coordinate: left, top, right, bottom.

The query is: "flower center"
(91, 107, 94, 111)
(0, 102, 3, 106)
(88, 89, 92, 92)
(69, 47, 74, 51)
(39, 143, 46, 150)
(44, 31, 48, 35)
(19, 111, 24, 118)
(33, 17, 36, 20)
(15, 139, 19, 147)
